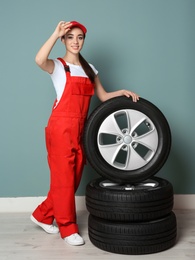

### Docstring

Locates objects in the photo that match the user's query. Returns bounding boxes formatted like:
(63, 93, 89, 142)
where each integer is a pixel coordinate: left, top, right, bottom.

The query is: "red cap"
(70, 21, 87, 35)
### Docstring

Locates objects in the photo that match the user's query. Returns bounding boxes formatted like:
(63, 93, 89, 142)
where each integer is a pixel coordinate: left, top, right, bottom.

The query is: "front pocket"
(71, 83, 94, 96)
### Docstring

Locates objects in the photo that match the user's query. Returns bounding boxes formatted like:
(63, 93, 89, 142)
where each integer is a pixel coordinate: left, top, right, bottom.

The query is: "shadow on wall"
(158, 139, 190, 194)
(76, 164, 100, 195)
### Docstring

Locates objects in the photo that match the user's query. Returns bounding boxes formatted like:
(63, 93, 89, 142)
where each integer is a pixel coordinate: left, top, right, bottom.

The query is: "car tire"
(86, 176, 173, 221)
(83, 96, 171, 183)
(88, 212, 177, 255)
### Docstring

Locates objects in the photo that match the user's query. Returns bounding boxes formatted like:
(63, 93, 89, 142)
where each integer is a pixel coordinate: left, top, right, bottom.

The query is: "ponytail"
(79, 53, 96, 83)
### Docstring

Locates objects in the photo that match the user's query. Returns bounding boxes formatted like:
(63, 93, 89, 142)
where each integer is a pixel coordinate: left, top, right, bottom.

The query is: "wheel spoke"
(98, 143, 123, 165)
(135, 129, 158, 152)
(99, 113, 122, 135)
(126, 146, 147, 170)
(126, 110, 146, 133)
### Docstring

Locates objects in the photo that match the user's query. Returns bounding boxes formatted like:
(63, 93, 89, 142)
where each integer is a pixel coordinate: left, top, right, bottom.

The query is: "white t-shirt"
(50, 59, 98, 106)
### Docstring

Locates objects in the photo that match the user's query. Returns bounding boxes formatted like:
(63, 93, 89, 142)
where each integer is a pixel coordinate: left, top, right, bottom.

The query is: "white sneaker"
(30, 215, 59, 234)
(64, 233, 85, 246)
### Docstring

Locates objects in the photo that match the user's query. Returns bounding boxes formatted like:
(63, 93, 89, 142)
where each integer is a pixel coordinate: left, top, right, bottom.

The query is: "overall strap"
(57, 57, 70, 73)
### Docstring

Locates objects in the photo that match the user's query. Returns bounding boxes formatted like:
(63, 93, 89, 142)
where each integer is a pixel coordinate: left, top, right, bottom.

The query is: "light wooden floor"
(0, 209, 194, 260)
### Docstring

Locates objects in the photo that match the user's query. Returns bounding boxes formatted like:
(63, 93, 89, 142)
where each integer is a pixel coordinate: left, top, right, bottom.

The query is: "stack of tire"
(83, 96, 177, 255)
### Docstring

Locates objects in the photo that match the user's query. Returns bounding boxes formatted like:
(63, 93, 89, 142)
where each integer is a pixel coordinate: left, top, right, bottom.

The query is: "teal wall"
(0, 0, 194, 197)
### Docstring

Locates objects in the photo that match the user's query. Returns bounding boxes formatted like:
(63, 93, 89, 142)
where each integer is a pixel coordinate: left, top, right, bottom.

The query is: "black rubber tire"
(88, 212, 177, 255)
(83, 96, 171, 183)
(86, 176, 173, 222)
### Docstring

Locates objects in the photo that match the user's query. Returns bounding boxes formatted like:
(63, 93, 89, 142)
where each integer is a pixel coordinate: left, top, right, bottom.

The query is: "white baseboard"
(173, 195, 195, 210)
(0, 195, 194, 213)
(0, 196, 86, 213)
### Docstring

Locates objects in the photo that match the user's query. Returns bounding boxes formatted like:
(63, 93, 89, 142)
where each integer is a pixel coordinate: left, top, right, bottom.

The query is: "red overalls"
(32, 58, 94, 238)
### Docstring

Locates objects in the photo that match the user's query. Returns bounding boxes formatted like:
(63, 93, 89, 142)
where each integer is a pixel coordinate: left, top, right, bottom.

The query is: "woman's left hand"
(121, 90, 140, 102)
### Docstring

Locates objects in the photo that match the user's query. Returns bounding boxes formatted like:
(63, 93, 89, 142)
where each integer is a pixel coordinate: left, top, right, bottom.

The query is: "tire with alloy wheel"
(83, 96, 171, 183)
(88, 212, 177, 255)
(86, 176, 173, 222)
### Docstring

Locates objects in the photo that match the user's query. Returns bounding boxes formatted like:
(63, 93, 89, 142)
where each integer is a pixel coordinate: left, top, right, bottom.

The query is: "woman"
(31, 20, 139, 246)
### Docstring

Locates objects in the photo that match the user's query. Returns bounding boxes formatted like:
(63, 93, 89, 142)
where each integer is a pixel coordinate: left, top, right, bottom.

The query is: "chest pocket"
(71, 83, 94, 96)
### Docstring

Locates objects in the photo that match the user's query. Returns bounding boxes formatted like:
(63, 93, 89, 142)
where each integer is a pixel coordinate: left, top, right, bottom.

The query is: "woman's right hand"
(54, 21, 72, 38)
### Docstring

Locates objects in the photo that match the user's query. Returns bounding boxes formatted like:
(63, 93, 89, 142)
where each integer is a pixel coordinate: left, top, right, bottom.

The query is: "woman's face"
(63, 27, 85, 54)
